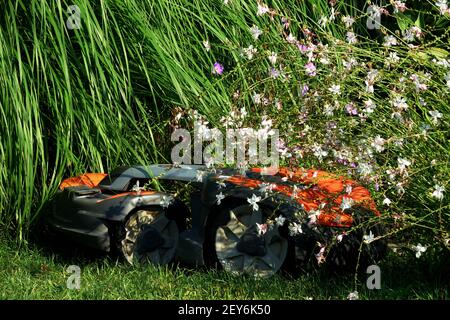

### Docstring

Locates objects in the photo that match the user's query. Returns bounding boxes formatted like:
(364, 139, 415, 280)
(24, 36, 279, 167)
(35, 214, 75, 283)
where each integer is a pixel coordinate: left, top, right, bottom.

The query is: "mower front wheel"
(120, 209, 179, 266)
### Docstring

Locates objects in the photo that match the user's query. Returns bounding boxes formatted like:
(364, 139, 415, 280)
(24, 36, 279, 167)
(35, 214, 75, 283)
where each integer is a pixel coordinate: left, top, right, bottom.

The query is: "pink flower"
(393, 1, 407, 13)
(345, 103, 358, 115)
(304, 62, 317, 76)
(256, 223, 268, 236)
(301, 84, 309, 96)
(212, 62, 224, 75)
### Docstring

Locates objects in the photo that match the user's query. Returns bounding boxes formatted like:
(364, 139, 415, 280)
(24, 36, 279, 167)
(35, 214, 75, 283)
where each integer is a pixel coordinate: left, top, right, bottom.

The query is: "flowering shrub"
(171, 0, 449, 258)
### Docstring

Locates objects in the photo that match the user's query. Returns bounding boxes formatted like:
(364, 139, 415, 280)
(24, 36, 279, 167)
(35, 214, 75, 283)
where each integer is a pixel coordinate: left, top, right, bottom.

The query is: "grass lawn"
(0, 236, 447, 300)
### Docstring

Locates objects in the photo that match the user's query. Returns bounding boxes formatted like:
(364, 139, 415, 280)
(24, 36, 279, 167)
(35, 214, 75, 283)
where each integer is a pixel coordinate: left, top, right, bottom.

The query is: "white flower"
(318, 16, 329, 28)
(315, 243, 326, 264)
(342, 16, 355, 28)
(205, 157, 215, 169)
(445, 72, 450, 88)
(397, 158, 411, 171)
(345, 184, 353, 194)
(257, 2, 270, 16)
(196, 170, 205, 182)
(275, 215, 286, 226)
(396, 182, 405, 195)
(247, 194, 261, 211)
(250, 25, 262, 40)
(329, 84, 341, 95)
(340, 197, 354, 211)
(346, 31, 358, 44)
(323, 103, 335, 116)
(203, 40, 210, 51)
(242, 45, 257, 60)
(289, 222, 303, 236)
(431, 184, 445, 201)
(256, 223, 268, 236)
(371, 135, 386, 152)
(429, 110, 443, 125)
(268, 52, 277, 65)
(357, 162, 373, 177)
(337, 233, 346, 242)
(286, 33, 297, 44)
(343, 57, 358, 70)
(412, 243, 427, 258)
(386, 52, 400, 66)
(363, 230, 375, 244)
(308, 209, 321, 226)
(383, 35, 398, 47)
(392, 96, 408, 111)
(252, 92, 262, 104)
(383, 197, 392, 206)
(160, 195, 173, 208)
(363, 99, 377, 114)
(347, 291, 359, 300)
(403, 29, 415, 42)
(434, 58, 450, 68)
(259, 182, 275, 195)
(216, 192, 225, 205)
(436, 0, 449, 15)
(312, 143, 328, 161)
(131, 180, 144, 195)
(216, 181, 226, 189)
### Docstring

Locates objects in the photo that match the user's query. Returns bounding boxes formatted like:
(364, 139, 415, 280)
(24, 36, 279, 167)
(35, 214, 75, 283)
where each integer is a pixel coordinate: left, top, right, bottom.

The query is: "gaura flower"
(329, 84, 341, 95)
(431, 184, 445, 201)
(345, 103, 358, 115)
(342, 16, 355, 28)
(363, 230, 375, 244)
(289, 222, 303, 236)
(275, 215, 286, 226)
(203, 40, 210, 51)
(412, 243, 427, 258)
(393, 1, 408, 13)
(257, 2, 270, 16)
(304, 62, 317, 76)
(196, 170, 205, 182)
(212, 62, 224, 75)
(216, 192, 225, 205)
(347, 291, 359, 300)
(250, 25, 262, 40)
(340, 197, 354, 211)
(256, 223, 268, 236)
(383, 35, 398, 47)
(160, 195, 173, 208)
(346, 31, 358, 44)
(268, 52, 277, 65)
(247, 194, 261, 211)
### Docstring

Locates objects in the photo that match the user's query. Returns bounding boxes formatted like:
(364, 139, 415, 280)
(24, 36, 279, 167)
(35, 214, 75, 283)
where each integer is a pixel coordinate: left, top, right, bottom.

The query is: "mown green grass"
(0, 236, 447, 300)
